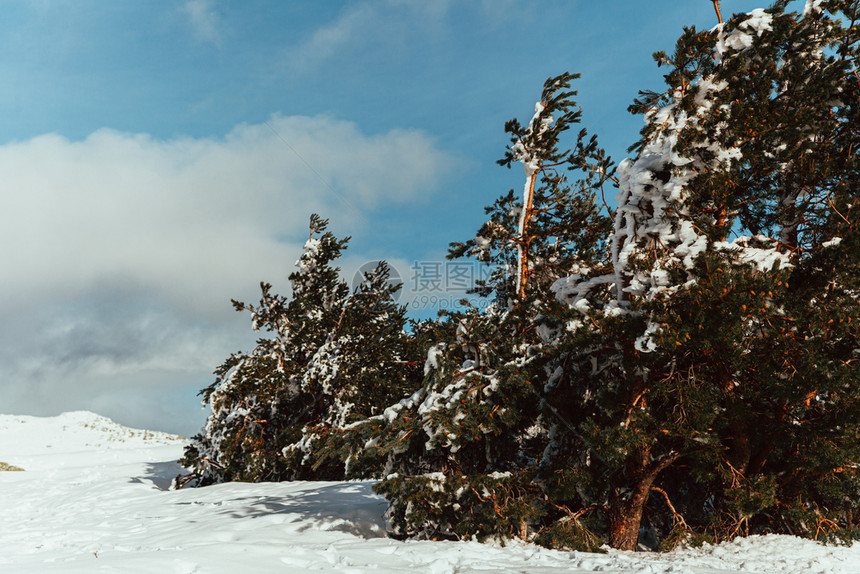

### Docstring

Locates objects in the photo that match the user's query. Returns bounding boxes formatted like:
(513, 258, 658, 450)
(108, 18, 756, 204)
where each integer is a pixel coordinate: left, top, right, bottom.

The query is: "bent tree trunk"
(608, 450, 681, 551)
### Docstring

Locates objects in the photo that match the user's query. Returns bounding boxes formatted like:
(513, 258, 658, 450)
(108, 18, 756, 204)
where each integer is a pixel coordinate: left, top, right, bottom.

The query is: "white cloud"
(0, 115, 457, 435)
(183, 0, 223, 46)
(0, 115, 451, 313)
(294, 3, 374, 70)
(285, 0, 453, 73)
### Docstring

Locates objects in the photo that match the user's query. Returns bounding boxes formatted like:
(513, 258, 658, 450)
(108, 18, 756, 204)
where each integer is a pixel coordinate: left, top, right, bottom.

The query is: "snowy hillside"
(1, 412, 858, 573)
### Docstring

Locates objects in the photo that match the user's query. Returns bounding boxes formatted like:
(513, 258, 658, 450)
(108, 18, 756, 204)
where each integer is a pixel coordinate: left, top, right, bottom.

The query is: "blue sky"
(0, 0, 774, 435)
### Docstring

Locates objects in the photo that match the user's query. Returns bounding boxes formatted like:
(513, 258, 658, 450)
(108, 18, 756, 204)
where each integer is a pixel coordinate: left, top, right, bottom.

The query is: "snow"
(804, 0, 824, 17)
(715, 8, 773, 57)
(296, 237, 322, 275)
(740, 9, 774, 36)
(424, 342, 444, 376)
(714, 235, 794, 272)
(3, 411, 860, 573)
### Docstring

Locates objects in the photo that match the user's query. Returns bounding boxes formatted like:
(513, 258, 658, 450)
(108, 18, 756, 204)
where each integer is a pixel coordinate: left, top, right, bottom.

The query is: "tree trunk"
(608, 479, 654, 551)
(777, 175, 799, 249)
(607, 450, 681, 551)
(517, 170, 537, 300)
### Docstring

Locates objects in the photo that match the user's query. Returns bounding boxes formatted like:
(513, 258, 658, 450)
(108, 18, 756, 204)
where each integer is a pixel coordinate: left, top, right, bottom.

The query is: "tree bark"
(608, 479, 655, 551)
(777, 175, 799, 249)
(607, 450, 681, 551)
(517, 171, 538, 300)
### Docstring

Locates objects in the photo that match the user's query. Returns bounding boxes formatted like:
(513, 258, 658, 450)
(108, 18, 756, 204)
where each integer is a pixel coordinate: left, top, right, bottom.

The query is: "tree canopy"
(178, 0, 860, 552)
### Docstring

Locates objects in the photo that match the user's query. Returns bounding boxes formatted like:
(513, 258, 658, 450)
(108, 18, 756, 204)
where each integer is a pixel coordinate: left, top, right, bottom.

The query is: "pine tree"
(349, 0, 859, 551)
(324, 74, 615, 545)
(290, 261, 425, 473)
(178, 215, 420, 484)
(543, 0, 860, 550)
(177, 0, 859, 553)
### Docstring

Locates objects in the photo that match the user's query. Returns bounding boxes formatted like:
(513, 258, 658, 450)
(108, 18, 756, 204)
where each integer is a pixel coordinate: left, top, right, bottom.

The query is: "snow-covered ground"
(1, 412, 858, 573)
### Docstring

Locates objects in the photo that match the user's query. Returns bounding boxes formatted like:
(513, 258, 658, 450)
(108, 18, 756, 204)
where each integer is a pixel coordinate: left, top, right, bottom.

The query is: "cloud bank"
(0, 115, 455, 435)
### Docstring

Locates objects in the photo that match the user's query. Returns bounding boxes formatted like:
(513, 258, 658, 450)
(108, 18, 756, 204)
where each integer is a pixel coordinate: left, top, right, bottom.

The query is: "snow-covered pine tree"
(325, 74, 615, 545)
(178, 215, 420, 484)
(178, 0, 858, 553)
(288, 261, 424, 472)
(545, 0, 859, 550)
(178, 214, 349, 484)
